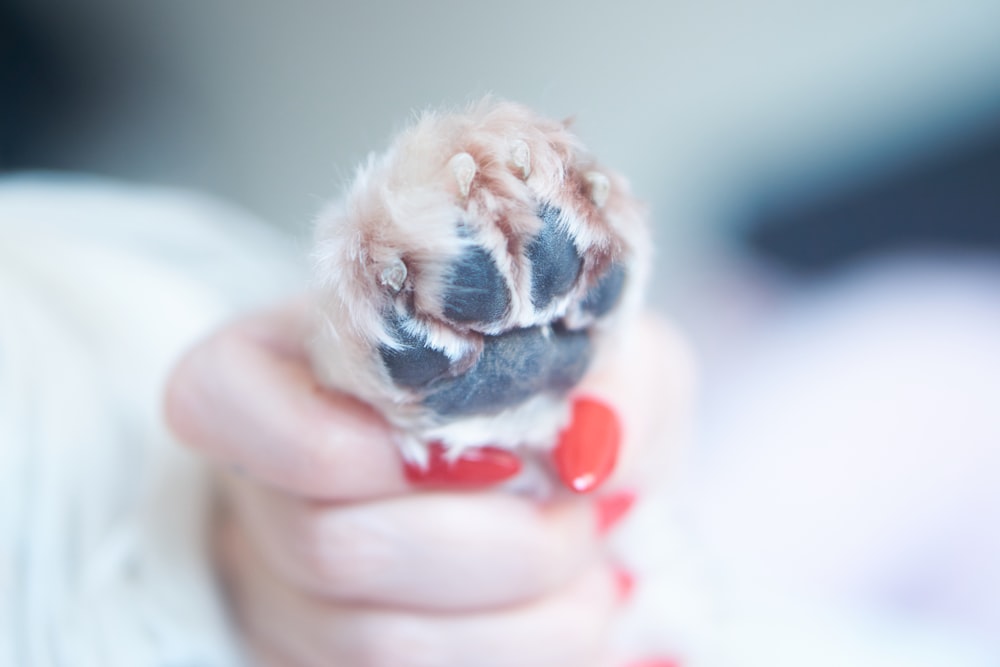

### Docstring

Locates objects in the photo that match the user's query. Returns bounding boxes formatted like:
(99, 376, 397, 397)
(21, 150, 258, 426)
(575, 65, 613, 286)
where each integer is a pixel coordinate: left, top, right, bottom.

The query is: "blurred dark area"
(1, 1, 178, 178)
(0, 3, 65, 168)
(1, 2, 112, 170)
(743, 117, 1000, 275)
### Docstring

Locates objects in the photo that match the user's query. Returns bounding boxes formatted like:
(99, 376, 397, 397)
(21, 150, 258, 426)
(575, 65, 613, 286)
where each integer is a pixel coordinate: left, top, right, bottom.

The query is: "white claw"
(585, 171, 610, 208)
(510, 139, 531, 179)
(379, 258, 407, 293)
(449, 152, 477, 198)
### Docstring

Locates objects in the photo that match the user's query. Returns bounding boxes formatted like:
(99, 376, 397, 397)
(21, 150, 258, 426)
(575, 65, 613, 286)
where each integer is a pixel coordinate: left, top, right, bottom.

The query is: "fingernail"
(553, 397, 622, 493)
(595, 490, 636, 535)
(624, 659, 682, 667)
(404, 442, 522, 487)
(613, 566, 635, 603)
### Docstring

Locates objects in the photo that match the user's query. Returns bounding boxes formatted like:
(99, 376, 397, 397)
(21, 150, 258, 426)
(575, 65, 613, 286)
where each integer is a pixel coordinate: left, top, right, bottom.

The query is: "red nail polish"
(596, 490, 636, 535)
(404, 442, 522, 487)
(624, 659, 682, 667)
(553, 397, 621, 493)
(613, 566, 635, 603)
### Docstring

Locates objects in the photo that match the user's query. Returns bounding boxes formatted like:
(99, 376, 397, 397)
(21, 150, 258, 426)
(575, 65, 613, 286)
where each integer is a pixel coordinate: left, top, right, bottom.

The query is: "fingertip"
(162, 333, 220, 454)
(611, 566, 636, 604)
(594, 490, 637, 536)
(403, 443, 523, 488)
(553, 397, 622, 494)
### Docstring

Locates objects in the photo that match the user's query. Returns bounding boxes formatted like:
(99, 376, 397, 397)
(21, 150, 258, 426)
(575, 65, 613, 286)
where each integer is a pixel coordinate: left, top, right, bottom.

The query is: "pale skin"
(164, 299, 693, 667)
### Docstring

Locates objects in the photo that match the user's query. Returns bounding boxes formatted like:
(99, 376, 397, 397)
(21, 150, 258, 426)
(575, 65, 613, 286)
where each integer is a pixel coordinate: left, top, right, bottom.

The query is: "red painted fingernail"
(553, 397, 622, 493)
(404, 442, 522, 487)
(596, 490, 636, 535)
(624, 659, 682, 667)
(613, 566, 635, 603)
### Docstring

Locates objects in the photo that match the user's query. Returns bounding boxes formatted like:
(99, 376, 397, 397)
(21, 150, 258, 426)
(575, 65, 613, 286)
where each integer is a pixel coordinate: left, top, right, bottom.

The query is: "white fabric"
(0, 175, 303, 667)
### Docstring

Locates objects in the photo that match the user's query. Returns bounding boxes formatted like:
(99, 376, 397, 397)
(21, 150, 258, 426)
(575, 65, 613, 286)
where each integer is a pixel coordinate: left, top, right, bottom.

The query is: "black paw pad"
(527, 204, 583, 308)
(379, 314, 452, 388)
(423, 326, 592, 417)
(546, 324, 594, 391)
(442, 245, 511, 323)
(581, 263, 626, 317)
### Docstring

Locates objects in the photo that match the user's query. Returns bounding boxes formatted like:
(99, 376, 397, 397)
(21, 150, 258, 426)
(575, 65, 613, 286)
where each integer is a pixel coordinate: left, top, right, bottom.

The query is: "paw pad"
(372, 144, 631, 417)
(527, 204, 583, 309)
(442, 245, 511, 324)
(378, 314, 452, 389)
(313, 99, 648, 444)
(422, 325, 591, 417)
(581, 262, 626, 318)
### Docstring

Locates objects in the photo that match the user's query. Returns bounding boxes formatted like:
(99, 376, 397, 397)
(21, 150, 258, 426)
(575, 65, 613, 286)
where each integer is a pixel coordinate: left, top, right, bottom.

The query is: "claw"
(449, 152, 477, 198)
(378, 258, 407, 293)
(584, 171, 610, 208)
(510, 139, 531, 179)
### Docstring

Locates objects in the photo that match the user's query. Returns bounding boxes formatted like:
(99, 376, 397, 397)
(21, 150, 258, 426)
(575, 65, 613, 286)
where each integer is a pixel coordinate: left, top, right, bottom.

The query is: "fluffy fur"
(310, 99, 651, 461)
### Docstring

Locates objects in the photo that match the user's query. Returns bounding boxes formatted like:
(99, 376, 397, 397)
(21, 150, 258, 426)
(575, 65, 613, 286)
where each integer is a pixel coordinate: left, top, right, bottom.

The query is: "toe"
(581, 263, 626, 318)
(527, 204, 583, 309)
(423, 326, 592, 418)
(379, 313, 453, 388)
(441, 245, 512, 324)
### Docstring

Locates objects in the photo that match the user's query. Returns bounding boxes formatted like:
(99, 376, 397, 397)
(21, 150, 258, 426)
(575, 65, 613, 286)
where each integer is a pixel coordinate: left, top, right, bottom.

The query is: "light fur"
(310, 98, 651, 457)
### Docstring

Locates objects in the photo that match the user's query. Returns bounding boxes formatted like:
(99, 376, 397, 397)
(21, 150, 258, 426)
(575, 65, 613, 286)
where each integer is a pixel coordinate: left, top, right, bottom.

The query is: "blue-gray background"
(4, 0, 1000, 300)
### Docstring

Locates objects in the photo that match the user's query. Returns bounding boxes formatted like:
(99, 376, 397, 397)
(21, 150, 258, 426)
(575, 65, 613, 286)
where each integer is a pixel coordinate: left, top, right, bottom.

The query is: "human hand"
(164, 298, 691, 667)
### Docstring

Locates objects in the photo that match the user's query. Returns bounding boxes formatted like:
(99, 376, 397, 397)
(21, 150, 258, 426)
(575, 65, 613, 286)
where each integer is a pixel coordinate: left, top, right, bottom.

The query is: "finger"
(221, 520, 620, 667)
(337, 567, 618, 667)
(227, 475, 613, 611)
(164, 300, 410, 500)
(575, 313, 697, 489)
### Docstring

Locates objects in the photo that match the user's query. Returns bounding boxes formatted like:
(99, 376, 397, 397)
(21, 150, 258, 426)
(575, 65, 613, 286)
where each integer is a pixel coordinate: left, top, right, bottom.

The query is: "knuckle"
(278, 425, 352, 493)
(285, 508, 394, 598)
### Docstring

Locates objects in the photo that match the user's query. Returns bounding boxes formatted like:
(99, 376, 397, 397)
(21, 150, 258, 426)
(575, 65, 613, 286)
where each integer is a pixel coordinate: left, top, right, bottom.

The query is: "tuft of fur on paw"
(310, 98, 650, 463)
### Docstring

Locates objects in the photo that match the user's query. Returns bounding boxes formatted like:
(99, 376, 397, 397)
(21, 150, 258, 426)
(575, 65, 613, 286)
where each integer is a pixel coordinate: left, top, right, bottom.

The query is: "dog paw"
(311, 99, 648, 458)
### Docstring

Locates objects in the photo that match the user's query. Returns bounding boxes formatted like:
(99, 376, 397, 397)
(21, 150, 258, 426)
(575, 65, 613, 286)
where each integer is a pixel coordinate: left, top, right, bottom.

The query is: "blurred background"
(4, 0, 1000, 289)
(3, 0, 1000, 657)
